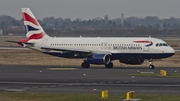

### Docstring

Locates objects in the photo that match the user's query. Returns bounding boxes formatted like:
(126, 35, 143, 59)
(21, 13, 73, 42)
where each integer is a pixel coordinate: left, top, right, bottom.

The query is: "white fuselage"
(29, 36, 175, 60)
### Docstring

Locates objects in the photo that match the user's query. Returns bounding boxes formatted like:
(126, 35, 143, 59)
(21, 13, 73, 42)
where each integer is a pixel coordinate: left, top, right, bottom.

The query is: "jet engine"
(86, 54, 111, 64)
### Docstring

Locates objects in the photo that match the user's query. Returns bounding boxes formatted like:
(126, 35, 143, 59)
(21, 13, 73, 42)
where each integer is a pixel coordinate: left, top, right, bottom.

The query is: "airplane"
(7, 8, 175, 69)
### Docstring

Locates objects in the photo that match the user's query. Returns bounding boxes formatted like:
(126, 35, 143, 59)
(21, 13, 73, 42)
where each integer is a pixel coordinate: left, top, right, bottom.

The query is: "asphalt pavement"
(0, 65, 179, 94)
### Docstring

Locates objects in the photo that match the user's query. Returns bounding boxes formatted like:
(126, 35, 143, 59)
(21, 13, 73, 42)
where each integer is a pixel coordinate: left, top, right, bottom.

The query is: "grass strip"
(127, 73, 180, 78)
(0, 92, 180, 101)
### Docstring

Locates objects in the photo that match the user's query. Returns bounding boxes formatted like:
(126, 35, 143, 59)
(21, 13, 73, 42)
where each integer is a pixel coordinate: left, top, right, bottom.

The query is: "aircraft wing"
(41, 46, 92, 54)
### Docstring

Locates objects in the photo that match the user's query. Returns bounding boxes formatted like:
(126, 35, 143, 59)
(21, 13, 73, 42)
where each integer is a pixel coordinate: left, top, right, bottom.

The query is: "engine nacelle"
(86, 54, 111, 64)
(119, 59, 144, 65)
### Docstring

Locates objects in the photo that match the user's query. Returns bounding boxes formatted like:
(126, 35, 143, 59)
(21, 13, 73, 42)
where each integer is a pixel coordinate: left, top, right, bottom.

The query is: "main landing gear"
(81, 61, 90, 68)
(105, 62, 113, 68)
(149, 59, 155, 69)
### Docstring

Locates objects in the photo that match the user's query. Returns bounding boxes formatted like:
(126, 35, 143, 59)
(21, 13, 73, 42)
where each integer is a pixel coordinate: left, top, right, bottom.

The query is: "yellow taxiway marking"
(131, 80, 137, 82)
(47, 68, 78, 71)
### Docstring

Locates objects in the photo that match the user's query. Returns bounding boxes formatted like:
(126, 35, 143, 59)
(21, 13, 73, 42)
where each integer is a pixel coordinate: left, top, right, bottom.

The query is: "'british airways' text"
(113, 46, 142, 50)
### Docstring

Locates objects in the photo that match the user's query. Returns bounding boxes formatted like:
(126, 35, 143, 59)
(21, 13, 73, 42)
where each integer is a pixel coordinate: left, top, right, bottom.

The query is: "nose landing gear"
(149, 59, 154, 69)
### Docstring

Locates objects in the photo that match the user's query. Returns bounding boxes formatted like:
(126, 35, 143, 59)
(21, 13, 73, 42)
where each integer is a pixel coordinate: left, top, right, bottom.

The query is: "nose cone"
(169, 47, 175, 54)
(168, 47, 175, 56)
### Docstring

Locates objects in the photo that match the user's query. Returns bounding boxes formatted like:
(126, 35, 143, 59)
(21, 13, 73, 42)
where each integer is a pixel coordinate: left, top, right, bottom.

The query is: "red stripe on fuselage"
(134, 40, 151, 43)
(23, 12, 39, 26)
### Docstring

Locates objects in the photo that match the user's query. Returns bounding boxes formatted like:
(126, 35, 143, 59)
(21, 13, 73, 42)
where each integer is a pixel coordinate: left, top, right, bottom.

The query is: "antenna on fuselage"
(149, 35, 151, 38)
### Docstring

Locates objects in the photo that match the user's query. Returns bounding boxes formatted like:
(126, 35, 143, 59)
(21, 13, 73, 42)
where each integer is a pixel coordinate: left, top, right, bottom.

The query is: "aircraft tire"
(81, 62, 90, 68)
(105, 62, 113, 68)
(149, 64, 155, 69)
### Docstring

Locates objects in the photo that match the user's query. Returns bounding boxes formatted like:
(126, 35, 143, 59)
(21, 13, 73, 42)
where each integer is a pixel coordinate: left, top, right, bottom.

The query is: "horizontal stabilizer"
(5, 40, 35, 47)
(5, 40, 19, 43)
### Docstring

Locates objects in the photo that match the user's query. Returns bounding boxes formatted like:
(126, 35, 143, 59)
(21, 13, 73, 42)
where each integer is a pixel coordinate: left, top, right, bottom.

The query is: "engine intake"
(86, 54, 111, 64)
(119, 59, 144, 65)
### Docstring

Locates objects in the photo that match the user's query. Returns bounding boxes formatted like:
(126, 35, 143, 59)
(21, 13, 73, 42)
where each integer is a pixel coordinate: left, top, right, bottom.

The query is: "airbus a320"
(7, 8, 175, 69)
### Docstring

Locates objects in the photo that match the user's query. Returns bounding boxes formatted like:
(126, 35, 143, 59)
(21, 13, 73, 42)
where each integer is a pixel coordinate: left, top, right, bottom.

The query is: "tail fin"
(22, 8, 50, 40)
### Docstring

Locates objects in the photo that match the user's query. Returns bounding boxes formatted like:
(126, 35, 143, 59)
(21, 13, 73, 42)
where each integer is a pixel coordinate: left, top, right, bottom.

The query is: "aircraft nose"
(168, 47, 175, 54)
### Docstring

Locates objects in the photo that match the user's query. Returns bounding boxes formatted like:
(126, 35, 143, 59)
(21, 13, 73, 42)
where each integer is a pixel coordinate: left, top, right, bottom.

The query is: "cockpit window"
(156, 43, 169, 47)
(163, 43, 168, 46)
(156, 43, 159, 46)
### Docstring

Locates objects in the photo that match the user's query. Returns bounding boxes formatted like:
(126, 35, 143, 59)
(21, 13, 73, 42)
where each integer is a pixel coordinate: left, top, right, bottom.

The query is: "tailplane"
(6, 8, 50, 47)
(22, 8, 50, 40)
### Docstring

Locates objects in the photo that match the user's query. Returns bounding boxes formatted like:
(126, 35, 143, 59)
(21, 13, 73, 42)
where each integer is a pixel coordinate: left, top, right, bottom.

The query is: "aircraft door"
(143, 43, 149, 51)
(42, 39, 48, 46)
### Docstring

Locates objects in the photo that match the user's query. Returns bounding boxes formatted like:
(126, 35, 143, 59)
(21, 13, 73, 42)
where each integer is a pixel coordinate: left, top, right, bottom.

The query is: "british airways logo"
(133, 40, 153, 47)
(22, 12, 45, 40)
(23, 12, 39, 26)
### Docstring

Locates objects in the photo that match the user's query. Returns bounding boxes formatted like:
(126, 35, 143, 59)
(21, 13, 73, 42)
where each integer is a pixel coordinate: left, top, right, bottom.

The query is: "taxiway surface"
(0, 65, 180, 94)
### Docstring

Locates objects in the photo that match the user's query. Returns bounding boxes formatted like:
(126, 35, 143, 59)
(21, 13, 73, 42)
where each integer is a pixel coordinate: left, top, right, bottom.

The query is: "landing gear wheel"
(105, 62, 113, 68)
(81, 62, 90, 68)
(149, 65, 154, 69)
(148, 58, 154, 69)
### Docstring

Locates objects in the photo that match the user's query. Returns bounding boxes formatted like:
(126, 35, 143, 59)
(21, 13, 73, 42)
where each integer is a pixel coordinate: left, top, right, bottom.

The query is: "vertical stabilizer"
(22, 8, 50, 40)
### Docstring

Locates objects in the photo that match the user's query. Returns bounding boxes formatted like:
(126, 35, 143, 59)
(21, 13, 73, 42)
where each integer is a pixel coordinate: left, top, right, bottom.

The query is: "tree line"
(1, 15, 180, 37)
